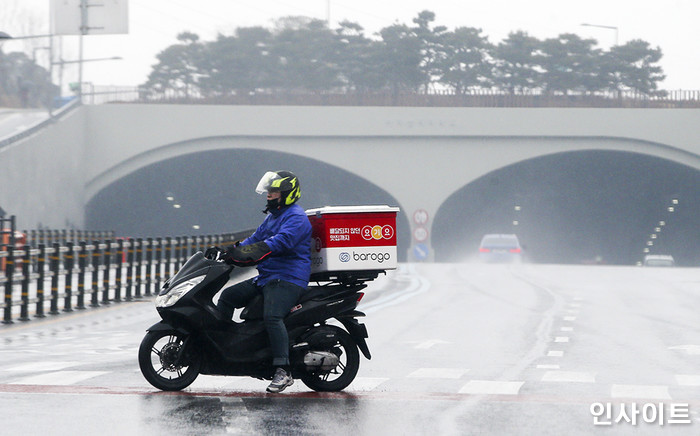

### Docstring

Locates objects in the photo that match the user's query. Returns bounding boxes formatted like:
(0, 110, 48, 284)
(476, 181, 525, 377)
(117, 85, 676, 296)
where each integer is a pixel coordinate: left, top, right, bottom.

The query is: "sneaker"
(266, 367, 294, 393)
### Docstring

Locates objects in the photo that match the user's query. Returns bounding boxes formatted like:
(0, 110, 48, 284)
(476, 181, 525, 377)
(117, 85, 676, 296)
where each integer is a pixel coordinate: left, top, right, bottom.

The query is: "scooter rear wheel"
(139, 330, 201, 391)
(300, 327, 360, 392)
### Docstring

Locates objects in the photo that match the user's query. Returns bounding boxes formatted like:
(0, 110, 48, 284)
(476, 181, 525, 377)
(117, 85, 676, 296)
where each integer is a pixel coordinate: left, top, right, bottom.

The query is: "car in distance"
(478, 234, 522, 263)
(642, 254, 675, 267)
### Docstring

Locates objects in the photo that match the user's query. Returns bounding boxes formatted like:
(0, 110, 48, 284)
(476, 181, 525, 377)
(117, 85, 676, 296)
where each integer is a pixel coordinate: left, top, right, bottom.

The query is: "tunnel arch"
(432, 149, 700, 266)
(86, 148, 410, 261)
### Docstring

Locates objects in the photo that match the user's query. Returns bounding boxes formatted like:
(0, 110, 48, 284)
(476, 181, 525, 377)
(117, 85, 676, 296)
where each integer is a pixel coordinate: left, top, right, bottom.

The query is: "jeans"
(216, 277, 305, 367)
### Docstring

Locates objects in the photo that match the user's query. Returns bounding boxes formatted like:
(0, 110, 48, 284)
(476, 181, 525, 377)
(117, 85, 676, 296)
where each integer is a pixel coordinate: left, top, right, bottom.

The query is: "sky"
(2, 0, 699, 92)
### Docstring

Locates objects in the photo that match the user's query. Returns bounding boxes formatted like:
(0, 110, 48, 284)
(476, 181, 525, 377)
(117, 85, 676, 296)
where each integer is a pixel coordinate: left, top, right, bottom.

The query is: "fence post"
(49, 243, 60, 315)
(36, 244, 46, 318)
(91, 240, 100, 307)
(63, 242, 74, 312)
(164, 237, 173, 281)
(187, 236, 194, 257)
(135, 238, 143, 298)
(176, 236, 184, 266)
(19, 246, 31, 320)
(114, 239, 123, 302)
(77, 241, 87, 309)
(102, 239, 111, 305)
(154, 237, 162, 292)
(3, 246, 14, 324)
(145, 238, 153, 297)
(125, 238, 134, 301)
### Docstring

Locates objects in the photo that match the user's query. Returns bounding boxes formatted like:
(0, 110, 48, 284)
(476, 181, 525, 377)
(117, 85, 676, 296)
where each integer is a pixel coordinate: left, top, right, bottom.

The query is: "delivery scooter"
(138, 249, 378, 392)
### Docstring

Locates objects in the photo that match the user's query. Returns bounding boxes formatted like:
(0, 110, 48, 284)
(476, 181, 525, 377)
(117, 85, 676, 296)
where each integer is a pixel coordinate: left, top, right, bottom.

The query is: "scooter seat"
(240, 284, 356, 320)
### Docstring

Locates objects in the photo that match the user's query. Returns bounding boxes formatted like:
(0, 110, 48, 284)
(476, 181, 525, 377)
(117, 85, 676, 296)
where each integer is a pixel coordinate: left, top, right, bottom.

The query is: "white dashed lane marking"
(347, 377, 390, 391)
(10, 370, 109, 385)
(407, 368, 469, 379)
(611, 384, 672, 400)
(3, 361, 81, 372)
(541, 371, 596, 383)
(675, 375, 700, 386)
(458, 380, 524, 395)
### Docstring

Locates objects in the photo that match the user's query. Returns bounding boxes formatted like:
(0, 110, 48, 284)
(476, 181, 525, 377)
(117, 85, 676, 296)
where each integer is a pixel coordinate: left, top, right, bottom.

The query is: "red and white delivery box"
(306, 205, 400, 273)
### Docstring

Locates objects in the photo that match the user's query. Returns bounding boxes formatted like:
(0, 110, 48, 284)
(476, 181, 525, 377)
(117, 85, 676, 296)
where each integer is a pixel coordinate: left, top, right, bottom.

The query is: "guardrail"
(0, 230, 253, 324)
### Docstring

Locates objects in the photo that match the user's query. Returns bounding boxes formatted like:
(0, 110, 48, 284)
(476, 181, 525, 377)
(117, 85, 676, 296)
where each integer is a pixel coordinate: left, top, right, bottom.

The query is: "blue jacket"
(242, 203, 312, 288)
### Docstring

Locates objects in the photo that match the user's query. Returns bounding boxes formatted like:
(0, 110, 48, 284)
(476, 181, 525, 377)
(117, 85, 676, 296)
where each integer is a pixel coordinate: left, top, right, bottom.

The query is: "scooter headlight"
(155, 276, 205, 308)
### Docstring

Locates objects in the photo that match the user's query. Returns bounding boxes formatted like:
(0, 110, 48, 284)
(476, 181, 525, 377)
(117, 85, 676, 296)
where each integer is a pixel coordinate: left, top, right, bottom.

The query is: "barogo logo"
(338, 251, 391, 263)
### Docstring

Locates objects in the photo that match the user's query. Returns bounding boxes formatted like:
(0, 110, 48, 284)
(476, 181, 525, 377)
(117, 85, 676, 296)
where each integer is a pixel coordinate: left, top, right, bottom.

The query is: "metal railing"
(88, 86, 700, 108)
(0, 229, 253, 324)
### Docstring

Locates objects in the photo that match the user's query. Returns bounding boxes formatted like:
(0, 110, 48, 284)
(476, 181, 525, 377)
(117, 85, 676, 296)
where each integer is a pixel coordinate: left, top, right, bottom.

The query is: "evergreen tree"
(493, 31, 542, 94)
(200, 27, 275, 96)
(539, 33, 602, 95)
(334, 21, 387, 92)
(270, 17, 341, 91)
(377, 23, 426, 93)
(602, 39, 665, 96)
(143, 32, 205, 98)
(436, 26, 493, 93)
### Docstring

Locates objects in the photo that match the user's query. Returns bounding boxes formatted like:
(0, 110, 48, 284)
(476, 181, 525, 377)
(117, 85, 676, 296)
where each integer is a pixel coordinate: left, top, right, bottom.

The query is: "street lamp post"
(580, 23, 619, 46)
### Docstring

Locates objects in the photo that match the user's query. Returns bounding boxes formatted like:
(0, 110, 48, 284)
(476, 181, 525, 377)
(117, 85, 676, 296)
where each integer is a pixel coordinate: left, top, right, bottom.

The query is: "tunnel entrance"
(433, 150, 700, 266)
(86, 148, 409, 261)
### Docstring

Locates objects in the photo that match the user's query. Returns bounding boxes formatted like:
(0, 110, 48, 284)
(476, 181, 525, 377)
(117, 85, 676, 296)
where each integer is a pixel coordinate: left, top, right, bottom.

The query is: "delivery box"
(306, 205, 399, 273)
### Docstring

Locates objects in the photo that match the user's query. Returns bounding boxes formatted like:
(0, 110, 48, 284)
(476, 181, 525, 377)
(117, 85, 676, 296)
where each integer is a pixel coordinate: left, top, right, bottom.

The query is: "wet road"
(1, 263, 699, 435)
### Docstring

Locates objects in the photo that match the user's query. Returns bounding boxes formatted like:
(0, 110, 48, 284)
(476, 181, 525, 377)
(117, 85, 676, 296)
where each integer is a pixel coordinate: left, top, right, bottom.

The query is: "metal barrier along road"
(0, 230, 252, 324)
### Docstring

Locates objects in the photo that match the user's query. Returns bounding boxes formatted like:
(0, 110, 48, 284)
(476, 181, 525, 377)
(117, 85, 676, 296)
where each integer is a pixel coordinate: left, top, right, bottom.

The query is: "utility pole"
(78, 0, 87, 103)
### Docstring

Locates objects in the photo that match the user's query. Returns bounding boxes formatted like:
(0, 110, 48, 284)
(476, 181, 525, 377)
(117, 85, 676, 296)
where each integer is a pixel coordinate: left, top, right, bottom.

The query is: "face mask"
(264, 197, 281, 214)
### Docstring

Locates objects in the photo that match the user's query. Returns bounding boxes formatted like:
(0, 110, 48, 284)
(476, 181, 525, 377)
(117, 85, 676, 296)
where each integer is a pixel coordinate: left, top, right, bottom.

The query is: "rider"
(216, 170, 312, 393)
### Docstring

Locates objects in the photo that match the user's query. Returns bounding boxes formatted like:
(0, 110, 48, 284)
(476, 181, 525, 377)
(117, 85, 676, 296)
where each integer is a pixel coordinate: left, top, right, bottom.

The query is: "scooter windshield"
(161, 252, 210, 294)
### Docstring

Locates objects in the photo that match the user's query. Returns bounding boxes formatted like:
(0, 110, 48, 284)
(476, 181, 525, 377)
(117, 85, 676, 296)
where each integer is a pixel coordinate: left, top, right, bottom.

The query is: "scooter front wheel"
(138, 330, 201, 391)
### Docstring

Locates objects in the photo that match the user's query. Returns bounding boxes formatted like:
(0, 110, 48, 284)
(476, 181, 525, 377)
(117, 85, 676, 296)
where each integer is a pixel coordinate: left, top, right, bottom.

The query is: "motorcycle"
(138, 248, 379, 392)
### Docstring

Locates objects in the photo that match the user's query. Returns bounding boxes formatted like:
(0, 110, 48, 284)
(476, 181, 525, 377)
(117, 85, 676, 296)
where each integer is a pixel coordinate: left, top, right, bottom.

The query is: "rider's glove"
(204, 246, 222, 260)
(222, 241, 272, 267)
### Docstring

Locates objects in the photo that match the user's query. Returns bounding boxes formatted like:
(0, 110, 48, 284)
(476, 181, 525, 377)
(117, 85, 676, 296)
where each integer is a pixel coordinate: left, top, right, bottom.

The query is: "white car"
(643, 254, 675, 267)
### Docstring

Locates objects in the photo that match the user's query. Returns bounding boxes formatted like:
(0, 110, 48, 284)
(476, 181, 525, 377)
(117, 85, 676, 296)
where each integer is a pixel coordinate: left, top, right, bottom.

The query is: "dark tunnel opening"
(85, 148, 410, 261)
(433, 150, 700, 266)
